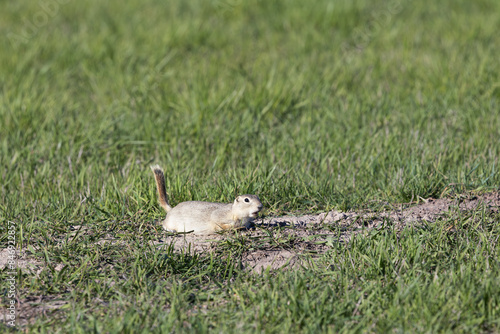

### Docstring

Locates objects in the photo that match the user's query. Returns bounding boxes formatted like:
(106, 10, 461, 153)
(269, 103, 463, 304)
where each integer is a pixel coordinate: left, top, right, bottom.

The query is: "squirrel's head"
(233, 194, 263, 218)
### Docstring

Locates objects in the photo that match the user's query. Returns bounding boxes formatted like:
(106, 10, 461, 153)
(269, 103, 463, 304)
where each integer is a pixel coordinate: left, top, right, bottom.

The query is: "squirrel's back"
(163, 201, 234, 234)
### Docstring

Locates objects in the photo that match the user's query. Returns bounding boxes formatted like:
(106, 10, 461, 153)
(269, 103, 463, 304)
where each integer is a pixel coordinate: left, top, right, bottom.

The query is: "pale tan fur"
(151, 165, 263, 235)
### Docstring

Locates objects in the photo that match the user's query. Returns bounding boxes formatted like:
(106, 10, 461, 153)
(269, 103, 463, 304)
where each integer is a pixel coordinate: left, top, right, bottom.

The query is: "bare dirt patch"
(0, 295, 69, 328)
(0, 248, 41, 272)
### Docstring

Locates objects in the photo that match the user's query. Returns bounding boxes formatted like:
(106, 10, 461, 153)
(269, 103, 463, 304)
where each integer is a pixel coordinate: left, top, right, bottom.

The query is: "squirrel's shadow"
(253, 219, 307, 229)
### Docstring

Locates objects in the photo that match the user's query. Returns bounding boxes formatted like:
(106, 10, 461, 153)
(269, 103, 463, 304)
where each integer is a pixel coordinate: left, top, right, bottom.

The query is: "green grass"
(1, 0, 500, 332)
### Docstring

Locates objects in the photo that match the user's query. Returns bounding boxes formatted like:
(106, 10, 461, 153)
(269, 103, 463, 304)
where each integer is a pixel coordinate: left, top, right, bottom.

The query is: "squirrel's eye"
(244, 198, 250, 203)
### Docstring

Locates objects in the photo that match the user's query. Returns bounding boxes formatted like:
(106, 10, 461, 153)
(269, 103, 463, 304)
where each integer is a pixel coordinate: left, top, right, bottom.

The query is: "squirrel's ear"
(235, 196, 240, 202)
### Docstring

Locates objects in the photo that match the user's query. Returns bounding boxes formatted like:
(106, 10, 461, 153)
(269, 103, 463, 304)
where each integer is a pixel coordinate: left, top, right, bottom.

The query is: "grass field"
(1, 0, 500, 332)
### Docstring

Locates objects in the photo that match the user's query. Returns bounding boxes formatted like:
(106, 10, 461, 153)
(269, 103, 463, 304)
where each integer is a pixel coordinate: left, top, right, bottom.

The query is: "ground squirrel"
(151, 165, 263, 234)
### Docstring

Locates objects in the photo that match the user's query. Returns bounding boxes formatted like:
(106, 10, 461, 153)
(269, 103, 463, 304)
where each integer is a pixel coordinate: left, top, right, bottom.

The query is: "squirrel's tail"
(151, 165, 173, 212)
